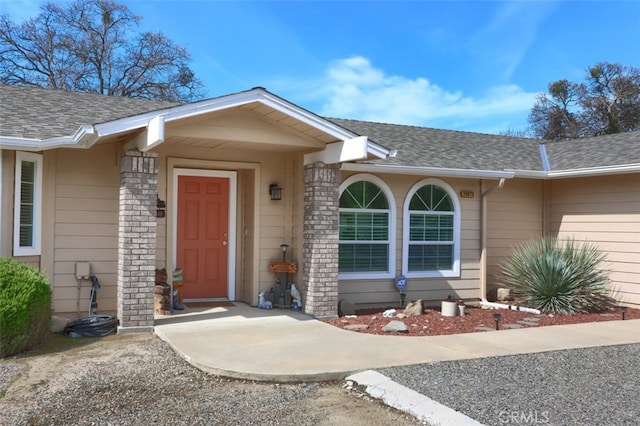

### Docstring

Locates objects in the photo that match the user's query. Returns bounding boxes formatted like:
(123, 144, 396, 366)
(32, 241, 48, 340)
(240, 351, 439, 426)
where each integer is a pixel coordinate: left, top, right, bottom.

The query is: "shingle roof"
(544, 131, 640, 170)
(329, 118, 543, 171)
(0, 84, 180, 140)
(330, 118, 640, 173)
(1, 85, 638, 174)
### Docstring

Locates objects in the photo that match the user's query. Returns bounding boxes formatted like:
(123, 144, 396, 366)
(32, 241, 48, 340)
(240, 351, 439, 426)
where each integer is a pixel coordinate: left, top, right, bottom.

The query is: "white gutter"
(0, 125, 98, 151)
(478, 178, 541, 315)
(545, 163, 640, 178)
(507, 163, 640, 179)
(341, 162, 515, 179)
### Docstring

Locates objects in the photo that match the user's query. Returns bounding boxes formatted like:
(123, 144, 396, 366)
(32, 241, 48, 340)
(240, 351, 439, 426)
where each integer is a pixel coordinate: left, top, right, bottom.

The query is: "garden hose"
(65, 314, 118, 337)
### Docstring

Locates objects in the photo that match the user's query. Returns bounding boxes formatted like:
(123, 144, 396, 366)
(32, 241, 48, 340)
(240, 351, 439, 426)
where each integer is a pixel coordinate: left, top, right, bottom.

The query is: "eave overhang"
(0, 88, 392, 162)
(508, 163, 640, 179)
(0, 125, 98, 151)
(341, 162, 515, 179)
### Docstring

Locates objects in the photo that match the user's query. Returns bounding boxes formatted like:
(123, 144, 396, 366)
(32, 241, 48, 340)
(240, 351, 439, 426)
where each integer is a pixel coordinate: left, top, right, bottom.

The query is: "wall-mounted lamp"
(269, 183, 282, 201)
(156, 197, 166, 218)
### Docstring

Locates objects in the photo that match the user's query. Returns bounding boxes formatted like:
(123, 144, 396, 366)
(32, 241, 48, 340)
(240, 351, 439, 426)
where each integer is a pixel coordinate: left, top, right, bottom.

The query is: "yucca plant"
(499, 236, 610, 315)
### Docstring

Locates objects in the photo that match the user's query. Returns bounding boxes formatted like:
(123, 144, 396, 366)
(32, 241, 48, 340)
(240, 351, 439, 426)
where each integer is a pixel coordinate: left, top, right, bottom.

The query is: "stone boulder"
(338, 299, 357, 316)
(497, 288, 512, 301)
(404, 299, 423, 316)
(382, 320, 408, 333)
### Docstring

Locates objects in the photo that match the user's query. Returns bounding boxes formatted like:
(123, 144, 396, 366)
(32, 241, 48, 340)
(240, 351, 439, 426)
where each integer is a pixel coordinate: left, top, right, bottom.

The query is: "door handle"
(223, 241, 228, 246)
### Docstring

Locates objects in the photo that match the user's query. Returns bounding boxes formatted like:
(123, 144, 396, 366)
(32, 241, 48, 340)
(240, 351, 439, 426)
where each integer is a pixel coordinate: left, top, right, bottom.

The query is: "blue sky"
(2, 1, 639, 134)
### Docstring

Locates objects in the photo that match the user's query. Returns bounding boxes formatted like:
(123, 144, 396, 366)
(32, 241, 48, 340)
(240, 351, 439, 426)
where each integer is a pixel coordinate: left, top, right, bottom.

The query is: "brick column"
(117, 151, 158, 332)
(303, 162, 341, 318)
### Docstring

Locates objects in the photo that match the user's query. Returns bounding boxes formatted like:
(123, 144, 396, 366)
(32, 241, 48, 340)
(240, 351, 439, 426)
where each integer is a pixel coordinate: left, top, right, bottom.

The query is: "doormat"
(185, 301, 235, 308)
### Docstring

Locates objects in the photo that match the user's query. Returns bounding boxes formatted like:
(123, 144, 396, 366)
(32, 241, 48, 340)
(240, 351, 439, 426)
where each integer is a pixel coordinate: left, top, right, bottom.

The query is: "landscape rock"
(497, 288, 512, 301)
(403, 299, 423, 316)
(382, 320, 408, 333)
(51, 316, 71, 333)
(338, 299, 357, 316)
(343, 324, 369, 332)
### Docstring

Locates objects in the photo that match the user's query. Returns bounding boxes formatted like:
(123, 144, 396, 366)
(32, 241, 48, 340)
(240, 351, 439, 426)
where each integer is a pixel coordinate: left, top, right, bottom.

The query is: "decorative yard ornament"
(290, 283, 303, 311)
(257, 291, 273, 309)
(396, 274, 407, 308)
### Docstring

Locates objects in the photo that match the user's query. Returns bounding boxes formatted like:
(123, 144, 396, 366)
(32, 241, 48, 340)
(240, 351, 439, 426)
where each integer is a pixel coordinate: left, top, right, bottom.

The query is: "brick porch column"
(117, 151, 158, 333)
(303, 162, 341, 318)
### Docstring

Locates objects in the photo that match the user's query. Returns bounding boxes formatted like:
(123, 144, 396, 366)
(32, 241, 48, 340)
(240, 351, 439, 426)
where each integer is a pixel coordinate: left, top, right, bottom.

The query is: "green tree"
(0, 0, 204, 102)
(528, 62, 640, 140)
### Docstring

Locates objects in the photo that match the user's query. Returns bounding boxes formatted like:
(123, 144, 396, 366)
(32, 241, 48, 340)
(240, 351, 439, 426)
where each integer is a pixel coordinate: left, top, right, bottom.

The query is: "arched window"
(403, 179, 460, 278)
(339, 175, 395, 279)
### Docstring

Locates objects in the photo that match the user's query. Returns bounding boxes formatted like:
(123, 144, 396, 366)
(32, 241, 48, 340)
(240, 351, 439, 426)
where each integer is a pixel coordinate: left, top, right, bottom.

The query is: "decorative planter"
(458, 304, 466, 316)
(441, 300, 458, 317)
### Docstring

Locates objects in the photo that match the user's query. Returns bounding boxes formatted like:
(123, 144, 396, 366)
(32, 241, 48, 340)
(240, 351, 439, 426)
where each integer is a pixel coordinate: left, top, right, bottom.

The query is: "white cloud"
(312, 56, 538, 134)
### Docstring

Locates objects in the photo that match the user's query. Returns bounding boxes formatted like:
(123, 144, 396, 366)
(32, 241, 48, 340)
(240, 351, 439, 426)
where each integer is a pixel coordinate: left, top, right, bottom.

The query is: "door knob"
(223, 241, 228, 246)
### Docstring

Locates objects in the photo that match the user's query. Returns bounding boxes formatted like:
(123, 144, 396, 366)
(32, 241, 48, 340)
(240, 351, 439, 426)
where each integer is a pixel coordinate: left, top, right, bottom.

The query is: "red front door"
(177, 175, 229, 299)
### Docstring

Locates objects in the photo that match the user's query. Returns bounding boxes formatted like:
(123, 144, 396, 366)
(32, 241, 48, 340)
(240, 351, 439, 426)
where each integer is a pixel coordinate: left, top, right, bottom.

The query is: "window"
(13, 152, 43, 256)
(339, 175, 395, 279)
(403, 179, 460, 278)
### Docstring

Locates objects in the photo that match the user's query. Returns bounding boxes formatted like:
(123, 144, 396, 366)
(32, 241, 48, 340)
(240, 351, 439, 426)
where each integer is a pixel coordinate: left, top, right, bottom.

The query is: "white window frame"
(338, 174, 396, 280)
(402, 178, 461, 278)
(13, 151, 43, 256)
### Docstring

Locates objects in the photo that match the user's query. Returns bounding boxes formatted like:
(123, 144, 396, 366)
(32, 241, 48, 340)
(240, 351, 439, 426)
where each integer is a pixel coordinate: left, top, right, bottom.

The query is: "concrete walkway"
(154, 302, 640, 383)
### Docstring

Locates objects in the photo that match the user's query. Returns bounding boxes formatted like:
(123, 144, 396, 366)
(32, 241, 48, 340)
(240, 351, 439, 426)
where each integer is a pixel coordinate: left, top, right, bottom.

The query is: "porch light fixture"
(621, 306, 627, 320)
(280, 244, 289, 262)
(493, 312, 501, 330)
(269, 183, 282, 201)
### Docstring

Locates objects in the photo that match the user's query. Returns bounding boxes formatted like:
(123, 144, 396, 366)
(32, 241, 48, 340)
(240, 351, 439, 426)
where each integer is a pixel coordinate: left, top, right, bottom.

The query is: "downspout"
(479, 178, 541, 315)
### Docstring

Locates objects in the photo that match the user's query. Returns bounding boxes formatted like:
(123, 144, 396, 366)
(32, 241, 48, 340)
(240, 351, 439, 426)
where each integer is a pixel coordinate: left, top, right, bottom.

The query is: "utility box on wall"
(75, 262, 90, 279)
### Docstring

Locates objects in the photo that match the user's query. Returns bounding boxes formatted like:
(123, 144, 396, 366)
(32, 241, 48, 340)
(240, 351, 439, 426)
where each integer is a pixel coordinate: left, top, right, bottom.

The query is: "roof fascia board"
(304, 137, 391, 165)
(0, 125, 97, 151)
(508, 163, 640, 179)
(545, 163, 640, 178)
(341, 162, 515, 179)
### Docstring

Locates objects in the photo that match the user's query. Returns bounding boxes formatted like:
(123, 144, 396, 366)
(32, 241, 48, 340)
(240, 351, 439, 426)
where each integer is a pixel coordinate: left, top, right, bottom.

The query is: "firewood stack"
(154, 268, 171, 315)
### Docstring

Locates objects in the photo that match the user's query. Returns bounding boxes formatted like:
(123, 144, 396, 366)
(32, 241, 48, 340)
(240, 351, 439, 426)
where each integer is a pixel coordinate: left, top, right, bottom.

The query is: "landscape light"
(493, 312, 501, 330)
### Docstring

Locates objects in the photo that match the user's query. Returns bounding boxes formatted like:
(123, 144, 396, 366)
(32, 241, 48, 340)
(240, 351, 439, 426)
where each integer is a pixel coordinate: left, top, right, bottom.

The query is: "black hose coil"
(65, 314, 118, 337)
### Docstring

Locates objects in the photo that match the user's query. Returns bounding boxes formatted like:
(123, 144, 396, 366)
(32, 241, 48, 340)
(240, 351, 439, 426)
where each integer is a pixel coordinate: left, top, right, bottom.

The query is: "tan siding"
(486, 179, 543, 291)
(51, 145, 120, 313)
(550, 174, 640, 306)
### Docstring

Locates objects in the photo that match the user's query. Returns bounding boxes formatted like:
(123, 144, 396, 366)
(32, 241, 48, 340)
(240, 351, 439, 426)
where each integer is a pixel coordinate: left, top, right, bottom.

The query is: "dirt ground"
(0, 332, 422, 426)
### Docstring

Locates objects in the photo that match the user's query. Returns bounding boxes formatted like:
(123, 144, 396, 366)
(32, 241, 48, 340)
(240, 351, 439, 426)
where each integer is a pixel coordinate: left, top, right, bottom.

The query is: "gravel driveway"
(3, 331, 638, 426)
(0, 333, 420, 426)
(380, 343, 640, 425)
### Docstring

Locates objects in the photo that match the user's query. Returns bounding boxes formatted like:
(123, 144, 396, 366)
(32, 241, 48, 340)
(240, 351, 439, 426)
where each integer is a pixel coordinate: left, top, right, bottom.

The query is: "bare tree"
(528, 63, 640, 140)
(0, 0, 204, 102)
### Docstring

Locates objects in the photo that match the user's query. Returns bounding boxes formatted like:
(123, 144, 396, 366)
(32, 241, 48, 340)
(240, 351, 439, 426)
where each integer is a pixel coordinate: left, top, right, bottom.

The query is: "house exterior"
(1, 85, 638, 332)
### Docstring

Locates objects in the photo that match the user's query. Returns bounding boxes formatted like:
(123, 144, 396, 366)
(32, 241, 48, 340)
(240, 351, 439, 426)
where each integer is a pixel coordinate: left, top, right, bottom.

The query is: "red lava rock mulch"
(323, 305, 639, 337)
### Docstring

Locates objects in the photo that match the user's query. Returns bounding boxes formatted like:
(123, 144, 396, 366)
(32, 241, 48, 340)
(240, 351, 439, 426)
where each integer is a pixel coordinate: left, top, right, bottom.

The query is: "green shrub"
(499, 236, 611, 315)
(0, 257, 52, 357)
